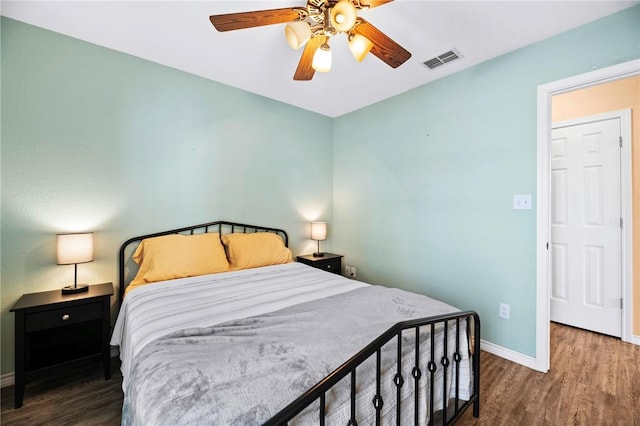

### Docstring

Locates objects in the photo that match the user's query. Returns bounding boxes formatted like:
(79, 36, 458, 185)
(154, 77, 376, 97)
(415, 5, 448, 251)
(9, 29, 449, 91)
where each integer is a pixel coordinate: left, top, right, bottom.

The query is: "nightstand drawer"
(25, 302, 102, 332)
(316, 259, 341, 273)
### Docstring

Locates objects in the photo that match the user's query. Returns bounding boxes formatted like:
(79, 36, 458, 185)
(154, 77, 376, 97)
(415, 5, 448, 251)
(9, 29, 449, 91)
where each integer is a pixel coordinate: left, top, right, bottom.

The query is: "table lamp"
(57, 232, 94, 294)
(311, 222, 327, 257)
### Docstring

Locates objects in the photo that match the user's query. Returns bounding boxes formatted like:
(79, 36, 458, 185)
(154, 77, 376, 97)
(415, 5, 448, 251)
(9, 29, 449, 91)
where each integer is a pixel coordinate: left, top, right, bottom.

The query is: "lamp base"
(61, 284, 89, 295)
(312, 252, 325, 258)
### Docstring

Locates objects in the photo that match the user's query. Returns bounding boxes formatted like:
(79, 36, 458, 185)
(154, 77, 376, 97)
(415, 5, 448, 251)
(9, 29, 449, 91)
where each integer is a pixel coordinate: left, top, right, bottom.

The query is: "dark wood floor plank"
(1, 323, 639, 425)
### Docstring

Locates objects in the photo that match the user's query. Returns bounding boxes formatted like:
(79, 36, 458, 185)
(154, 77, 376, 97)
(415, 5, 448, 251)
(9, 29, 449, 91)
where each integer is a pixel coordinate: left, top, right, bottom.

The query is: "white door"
(550, 116, 622, 337)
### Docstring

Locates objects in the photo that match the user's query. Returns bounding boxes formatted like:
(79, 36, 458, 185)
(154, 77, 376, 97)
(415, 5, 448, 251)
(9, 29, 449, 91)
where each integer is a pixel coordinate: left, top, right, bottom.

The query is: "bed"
(111, 221, 480, 425)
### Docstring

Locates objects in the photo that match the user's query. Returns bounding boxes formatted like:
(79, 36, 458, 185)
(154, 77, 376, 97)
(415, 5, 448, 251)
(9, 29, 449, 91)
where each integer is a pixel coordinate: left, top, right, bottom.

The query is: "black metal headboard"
(117, 220, 289, 305)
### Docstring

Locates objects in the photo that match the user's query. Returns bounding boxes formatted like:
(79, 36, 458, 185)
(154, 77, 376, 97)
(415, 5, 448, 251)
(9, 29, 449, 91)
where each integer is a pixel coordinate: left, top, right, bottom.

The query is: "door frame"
(536, 59, 639, 373)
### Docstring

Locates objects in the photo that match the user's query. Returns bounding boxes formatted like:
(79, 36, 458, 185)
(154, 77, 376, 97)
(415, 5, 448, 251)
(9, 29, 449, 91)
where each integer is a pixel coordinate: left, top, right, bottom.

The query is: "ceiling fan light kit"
(348, 33, 374, 62)
(330, 1, 357, 32)
(312, 43, 332, 72)
(209, 0, 411, 80)
(285, 21, 312, 50)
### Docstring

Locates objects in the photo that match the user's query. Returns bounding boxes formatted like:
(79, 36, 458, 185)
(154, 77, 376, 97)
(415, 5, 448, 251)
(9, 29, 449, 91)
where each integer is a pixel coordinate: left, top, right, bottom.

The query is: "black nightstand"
(10, 282, 113, 408)
(296, 253, 343, 275)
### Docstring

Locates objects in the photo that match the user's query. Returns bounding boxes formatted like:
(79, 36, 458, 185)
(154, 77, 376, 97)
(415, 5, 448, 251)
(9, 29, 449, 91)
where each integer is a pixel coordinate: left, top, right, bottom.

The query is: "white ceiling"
(2, 1, 638, 117)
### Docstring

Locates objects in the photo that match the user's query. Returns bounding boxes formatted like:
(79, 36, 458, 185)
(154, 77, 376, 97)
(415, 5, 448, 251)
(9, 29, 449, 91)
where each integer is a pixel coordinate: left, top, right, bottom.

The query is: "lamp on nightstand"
(57, 232, 94, 294)
(310, 222, 327, 258)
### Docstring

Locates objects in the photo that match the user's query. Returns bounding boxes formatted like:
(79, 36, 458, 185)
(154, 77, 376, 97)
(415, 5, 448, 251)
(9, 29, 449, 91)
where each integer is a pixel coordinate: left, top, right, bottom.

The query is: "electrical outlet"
(499, 303, 510, 319)
(345, 265, 356, 278)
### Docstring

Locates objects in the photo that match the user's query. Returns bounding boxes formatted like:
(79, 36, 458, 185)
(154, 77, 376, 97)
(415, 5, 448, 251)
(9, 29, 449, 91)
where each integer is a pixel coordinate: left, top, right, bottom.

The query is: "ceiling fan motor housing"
(305, 0, 358, 33)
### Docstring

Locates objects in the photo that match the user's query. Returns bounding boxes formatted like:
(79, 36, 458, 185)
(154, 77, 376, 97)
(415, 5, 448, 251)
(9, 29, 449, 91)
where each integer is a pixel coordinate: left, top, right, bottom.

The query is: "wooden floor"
(1, 358, 123, 426)
(1, 323, 639, 425)
(457, 322, 640, 425)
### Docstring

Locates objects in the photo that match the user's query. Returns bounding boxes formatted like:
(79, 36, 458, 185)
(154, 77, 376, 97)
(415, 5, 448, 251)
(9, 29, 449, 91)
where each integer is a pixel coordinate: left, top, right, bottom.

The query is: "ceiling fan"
(209, 0, 411, 81)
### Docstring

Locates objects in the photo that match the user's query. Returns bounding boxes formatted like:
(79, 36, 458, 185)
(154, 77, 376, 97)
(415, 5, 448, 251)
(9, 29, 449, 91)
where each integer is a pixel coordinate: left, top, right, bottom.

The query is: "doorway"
(536, 59, 639, 373)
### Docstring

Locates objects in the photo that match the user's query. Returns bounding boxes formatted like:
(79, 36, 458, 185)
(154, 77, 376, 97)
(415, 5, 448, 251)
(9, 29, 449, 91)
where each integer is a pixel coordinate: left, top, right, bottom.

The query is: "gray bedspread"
(122, 285, 470, 425)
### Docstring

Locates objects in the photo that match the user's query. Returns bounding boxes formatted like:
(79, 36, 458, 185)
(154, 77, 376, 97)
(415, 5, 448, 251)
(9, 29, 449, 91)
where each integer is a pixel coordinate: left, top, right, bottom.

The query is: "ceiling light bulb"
(330, 1, 357, 33)
(348, 33, 373, 62)
(285, 21, 312, 50)
(312, 43, 332, 73)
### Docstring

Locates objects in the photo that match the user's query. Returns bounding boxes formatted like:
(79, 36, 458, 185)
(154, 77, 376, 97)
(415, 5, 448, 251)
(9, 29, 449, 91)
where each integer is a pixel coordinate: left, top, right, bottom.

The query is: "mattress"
(111, 262, 471, 425)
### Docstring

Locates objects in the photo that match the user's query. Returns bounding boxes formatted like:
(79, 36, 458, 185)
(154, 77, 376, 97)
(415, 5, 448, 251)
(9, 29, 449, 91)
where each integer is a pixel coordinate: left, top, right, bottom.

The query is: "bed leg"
(473, 314, 481, 418)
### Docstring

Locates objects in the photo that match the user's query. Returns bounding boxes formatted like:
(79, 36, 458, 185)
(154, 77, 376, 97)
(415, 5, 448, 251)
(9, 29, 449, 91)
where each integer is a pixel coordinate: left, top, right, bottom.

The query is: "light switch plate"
(513, 194, 532, 210)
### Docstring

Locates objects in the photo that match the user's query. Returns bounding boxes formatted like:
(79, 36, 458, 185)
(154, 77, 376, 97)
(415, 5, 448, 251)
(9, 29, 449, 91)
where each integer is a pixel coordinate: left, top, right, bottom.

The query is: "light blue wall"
(332, 5, 640, 357)
(0, 18, 333, 374)
(1, 5, 639, 376)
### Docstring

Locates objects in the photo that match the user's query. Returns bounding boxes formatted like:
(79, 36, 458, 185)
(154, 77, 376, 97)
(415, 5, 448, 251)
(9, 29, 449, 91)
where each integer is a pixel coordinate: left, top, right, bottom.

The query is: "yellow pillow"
(128, 233, 229, 292)
(222, 232, 293, 270)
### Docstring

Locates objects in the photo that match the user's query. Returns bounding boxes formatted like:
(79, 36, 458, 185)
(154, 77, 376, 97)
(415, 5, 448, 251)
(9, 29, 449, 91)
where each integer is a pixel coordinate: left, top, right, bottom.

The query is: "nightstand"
(10, 282, 113, 408)
(296, 253, 343, 275)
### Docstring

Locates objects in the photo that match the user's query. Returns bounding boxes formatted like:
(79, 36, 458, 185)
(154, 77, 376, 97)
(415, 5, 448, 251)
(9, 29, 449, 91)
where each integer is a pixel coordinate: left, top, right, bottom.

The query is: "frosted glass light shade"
(330, 1, 357, 33)
(285, 21, 312, 50)
(312, 44, 332, 72)
(57, 233, 94, 265)
(349, 33, 373, 62)
(310, 222, 327, 241)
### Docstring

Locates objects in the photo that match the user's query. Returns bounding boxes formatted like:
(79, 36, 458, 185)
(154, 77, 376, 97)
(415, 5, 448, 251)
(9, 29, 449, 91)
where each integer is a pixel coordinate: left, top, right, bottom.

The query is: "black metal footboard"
(264, 311, 480, 426)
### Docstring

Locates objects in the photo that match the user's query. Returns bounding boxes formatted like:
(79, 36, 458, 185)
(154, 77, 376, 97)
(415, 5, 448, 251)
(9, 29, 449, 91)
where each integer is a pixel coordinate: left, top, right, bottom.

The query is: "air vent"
(422, 48, 463, 70)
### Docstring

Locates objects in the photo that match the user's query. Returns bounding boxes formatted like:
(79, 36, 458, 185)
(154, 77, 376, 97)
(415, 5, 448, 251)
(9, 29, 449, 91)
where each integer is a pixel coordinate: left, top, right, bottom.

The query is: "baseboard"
(480, 339, 537, 370)
(1, 372, 15, 388)
(480, 335, 640, 371)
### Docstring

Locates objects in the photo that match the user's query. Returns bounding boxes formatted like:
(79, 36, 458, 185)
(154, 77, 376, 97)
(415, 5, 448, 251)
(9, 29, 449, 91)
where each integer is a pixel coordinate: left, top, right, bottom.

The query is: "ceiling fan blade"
(352, 18, 411, 68)
(293, 36, 327, 81)
(357, 0, 394, 8)
(210, 8, 301, 32)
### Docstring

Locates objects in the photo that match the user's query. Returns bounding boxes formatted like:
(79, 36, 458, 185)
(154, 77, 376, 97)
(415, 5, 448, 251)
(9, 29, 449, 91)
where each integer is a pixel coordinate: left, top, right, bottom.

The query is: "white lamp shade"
(310, 222, 327, 241)
(312, 44, 332, 72)
(57, 233, 94, 265)
(330, 1, 357, 33)
(285, 21, 312, 50)
(349, 33, 373, 62)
